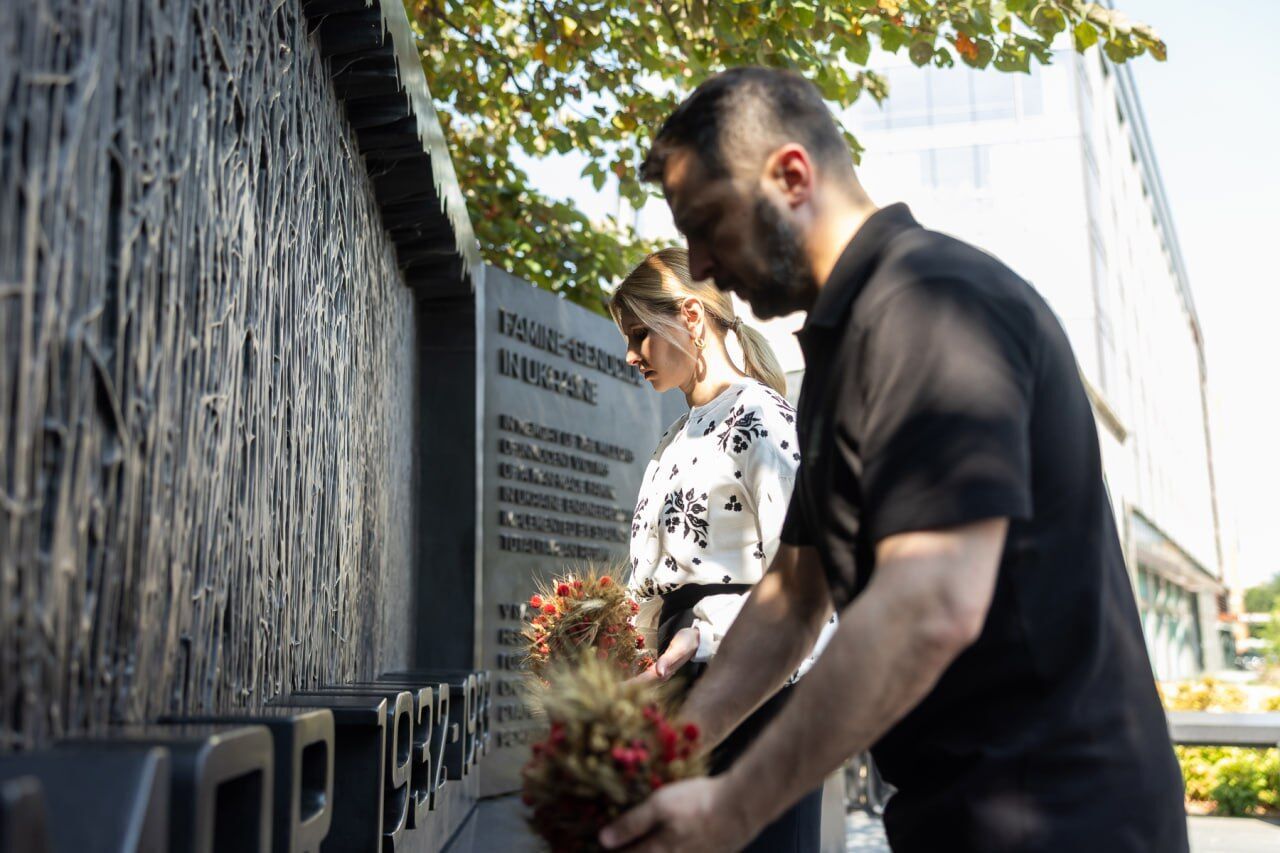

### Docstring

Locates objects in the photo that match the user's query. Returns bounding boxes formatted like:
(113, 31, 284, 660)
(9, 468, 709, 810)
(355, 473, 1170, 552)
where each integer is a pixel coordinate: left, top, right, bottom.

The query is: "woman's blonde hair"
(609, 248, 787, 397)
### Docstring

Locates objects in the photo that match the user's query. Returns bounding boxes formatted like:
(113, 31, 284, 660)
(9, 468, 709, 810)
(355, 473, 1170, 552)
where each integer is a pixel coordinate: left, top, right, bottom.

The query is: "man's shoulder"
(871, 226, 1031, 295)
(856, 227, 1043, 330)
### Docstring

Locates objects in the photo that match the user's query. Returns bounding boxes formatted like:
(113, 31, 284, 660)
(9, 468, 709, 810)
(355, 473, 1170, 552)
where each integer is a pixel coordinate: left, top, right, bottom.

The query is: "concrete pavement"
(844, 811, 1280, 852)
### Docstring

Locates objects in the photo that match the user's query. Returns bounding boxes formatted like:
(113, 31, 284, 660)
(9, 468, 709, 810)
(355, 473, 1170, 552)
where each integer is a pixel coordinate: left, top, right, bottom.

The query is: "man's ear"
(763, 144, 815, 209)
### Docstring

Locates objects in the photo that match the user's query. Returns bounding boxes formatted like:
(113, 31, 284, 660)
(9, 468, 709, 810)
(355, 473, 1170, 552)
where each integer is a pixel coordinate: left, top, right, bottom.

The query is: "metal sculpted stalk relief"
(0, 0, 416, 748)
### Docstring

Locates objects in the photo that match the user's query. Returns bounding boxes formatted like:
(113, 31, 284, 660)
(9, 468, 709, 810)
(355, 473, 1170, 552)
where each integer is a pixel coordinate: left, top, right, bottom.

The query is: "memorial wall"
(0, 0, 497, 849)
(0, 0, 421, 750)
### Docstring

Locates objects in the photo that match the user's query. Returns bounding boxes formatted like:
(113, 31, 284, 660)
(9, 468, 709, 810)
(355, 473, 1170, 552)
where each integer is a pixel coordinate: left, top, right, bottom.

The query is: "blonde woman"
(611, 247, 833, 852)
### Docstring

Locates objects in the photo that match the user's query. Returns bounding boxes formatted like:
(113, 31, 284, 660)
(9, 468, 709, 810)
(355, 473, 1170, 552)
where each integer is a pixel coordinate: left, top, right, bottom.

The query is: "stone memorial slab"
(162, 710, 334, 853)
(476, 268, 683, 795)
(0, 747, 169, 853)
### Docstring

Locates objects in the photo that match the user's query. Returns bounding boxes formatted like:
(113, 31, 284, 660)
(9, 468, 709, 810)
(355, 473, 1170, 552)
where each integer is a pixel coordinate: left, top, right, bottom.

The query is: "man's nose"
(687, 243, 714, 283)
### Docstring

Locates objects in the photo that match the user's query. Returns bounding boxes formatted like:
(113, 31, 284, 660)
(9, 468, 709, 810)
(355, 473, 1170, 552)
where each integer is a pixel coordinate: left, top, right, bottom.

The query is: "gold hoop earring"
(693, 337, 706, 350)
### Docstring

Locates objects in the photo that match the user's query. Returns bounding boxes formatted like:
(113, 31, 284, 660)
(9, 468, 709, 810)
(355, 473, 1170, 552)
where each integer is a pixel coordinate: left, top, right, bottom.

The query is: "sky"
(519, 2, 1280, 589)
(1119, 0, 1280, 588)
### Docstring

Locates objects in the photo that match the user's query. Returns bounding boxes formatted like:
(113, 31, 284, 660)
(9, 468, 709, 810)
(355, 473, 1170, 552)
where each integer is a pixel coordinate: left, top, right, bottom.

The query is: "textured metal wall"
(0, 0, 416, 749)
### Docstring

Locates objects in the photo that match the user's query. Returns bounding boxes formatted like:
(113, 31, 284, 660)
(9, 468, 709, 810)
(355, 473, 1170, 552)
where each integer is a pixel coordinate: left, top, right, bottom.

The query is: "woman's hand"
(655, 626, 700, 681)
(625, 626, 700, 687)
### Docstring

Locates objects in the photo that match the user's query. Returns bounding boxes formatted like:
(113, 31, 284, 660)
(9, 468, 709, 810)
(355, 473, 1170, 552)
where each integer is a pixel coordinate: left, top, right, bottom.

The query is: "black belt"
(657, 583, 752, 654)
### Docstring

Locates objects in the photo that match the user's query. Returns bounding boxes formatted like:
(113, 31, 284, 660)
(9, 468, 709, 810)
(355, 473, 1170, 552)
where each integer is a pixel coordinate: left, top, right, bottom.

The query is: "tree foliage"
(1244, 572, 1280, 614)
(406, 1, 1165, 311)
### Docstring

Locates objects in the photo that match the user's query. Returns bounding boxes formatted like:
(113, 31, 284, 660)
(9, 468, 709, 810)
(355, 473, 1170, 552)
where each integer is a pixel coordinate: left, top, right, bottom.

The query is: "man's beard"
(739, 197, 817, 319)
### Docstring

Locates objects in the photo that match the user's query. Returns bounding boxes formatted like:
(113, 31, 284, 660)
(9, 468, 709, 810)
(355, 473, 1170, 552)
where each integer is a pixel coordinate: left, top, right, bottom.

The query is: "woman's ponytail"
(734, 321, 788, 398)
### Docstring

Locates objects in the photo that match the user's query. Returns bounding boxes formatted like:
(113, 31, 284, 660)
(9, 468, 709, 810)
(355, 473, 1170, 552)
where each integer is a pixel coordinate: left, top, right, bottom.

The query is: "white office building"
(627, 48, 1226, 680)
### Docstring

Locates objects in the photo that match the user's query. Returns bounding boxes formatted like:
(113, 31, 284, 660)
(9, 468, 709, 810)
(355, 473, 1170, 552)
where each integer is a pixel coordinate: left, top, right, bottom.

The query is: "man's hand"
(599, 777, 753, 853)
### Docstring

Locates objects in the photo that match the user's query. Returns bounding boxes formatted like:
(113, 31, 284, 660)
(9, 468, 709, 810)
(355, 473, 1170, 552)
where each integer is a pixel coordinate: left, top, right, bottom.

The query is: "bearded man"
(601, 67, 1187, 853)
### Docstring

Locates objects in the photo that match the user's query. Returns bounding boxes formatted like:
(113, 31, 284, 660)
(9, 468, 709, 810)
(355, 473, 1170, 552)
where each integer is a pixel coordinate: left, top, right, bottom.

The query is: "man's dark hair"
(641, 66, 855, 185)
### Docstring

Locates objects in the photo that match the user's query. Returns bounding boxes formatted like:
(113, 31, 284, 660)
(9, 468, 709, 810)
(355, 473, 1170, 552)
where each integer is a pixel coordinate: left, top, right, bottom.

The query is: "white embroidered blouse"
(628, 378, 835, 675)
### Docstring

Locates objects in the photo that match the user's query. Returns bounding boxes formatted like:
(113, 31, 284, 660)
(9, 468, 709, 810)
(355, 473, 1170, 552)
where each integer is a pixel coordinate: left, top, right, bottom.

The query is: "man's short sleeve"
(859, 277, 1035, 542)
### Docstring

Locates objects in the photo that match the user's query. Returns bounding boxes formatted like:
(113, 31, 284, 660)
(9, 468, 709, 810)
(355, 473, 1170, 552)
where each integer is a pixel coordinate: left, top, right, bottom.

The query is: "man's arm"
(601, 517, 1007, 852)
(679, 542, 833, 751)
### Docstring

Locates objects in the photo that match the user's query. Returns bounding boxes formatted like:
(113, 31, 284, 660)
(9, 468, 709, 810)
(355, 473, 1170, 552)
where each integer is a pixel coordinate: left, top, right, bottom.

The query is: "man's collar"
(800, 203, 920, 333)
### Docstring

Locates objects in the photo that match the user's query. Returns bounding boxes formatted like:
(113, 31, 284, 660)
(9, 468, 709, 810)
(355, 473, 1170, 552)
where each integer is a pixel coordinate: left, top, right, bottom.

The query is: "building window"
(1018, 66, 1044, 118)
(930, 66, 974, 125)
(922, 146, 990, 191)
(883, 66, 930, 128)
(971, 71, 1017, 121)
(851, 65, 1023, 130)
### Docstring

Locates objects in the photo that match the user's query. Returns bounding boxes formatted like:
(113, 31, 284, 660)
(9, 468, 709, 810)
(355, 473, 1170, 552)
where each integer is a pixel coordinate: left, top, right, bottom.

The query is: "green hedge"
(1175, 747, 1280, 816)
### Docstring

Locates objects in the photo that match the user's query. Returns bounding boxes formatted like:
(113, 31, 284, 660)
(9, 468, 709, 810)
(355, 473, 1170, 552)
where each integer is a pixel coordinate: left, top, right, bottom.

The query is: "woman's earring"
(693, 337, 706, 350)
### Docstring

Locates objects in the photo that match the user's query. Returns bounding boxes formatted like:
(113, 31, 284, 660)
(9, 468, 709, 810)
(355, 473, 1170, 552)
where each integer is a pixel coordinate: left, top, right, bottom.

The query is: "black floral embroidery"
(734, 470, 742, 479)
(632, 497, 649, 538)
(722, 575, 732, 583)
(692, 557, 702, 565)
(669, 463, 679, 478)
(780, 440, 789, 449)
(664, 556, 677, 571)
(765, 389, 797, 424)
(792, 452, 801, 462)
(717, 405, 768, 454)
(700, 419, 718, 437)
(752, 542, 765, 559)
(724, 495, 743, 512)
(662, 487, 710, 548)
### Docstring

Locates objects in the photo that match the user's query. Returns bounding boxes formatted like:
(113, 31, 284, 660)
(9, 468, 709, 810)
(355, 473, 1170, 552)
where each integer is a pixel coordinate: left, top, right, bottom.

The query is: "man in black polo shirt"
(601, 67, 1187, 852)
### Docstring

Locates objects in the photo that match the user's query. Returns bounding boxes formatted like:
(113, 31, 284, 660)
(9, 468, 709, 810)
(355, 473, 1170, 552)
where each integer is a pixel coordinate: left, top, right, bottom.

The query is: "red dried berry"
(542, 603, 556, 615)
(599, 576, 613, 586)
(556, 583, 572, 596)
(530, 594, 543, 609)
(682, 723, 700, 741)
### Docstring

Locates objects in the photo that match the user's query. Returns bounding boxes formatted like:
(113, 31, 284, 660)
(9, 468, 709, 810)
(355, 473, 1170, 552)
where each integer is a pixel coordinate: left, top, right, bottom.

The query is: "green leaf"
(908, 40, 934, 66)
(880, 25, 909, 53)
(845, 31, 871, 65)
(1072, 21, 1098, 52)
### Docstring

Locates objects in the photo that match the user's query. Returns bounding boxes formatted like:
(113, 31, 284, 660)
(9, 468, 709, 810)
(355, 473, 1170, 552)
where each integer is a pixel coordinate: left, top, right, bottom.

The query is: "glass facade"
(851, 63, 1041, 130)
(1137, 566, 1204, 680)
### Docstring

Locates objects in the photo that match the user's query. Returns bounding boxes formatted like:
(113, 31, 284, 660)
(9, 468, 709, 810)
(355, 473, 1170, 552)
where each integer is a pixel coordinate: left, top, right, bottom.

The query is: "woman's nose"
(625, 347, 642, 366)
